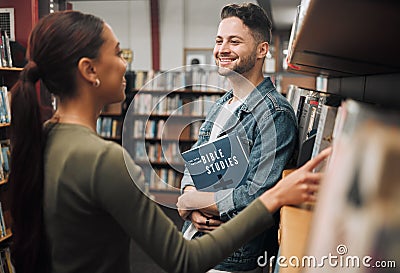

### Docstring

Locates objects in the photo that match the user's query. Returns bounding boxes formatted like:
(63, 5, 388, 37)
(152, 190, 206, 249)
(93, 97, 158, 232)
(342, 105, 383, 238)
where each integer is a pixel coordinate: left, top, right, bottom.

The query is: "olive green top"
(43, 123, 274, 273)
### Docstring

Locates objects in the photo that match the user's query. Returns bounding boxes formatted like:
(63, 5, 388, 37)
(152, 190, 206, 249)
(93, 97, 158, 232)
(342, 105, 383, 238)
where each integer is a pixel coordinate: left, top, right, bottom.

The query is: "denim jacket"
(181, 77, 298, 271)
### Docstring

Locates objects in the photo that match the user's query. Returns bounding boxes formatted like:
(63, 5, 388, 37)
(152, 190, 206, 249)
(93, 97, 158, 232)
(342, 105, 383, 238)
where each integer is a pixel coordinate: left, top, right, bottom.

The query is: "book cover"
(181, 133, 249, 192)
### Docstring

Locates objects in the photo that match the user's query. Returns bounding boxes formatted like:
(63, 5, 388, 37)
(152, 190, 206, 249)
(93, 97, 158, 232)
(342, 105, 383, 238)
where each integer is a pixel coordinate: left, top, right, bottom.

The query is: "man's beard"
(216, 53, 256, 77)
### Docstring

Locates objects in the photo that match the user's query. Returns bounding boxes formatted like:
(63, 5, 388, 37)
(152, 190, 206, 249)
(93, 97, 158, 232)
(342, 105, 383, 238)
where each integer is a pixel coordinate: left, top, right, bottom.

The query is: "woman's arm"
(96, 143, 330, 273)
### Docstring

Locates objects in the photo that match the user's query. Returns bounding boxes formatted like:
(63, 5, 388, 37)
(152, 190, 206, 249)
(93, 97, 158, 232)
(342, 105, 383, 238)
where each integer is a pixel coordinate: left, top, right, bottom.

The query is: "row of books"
(286, 85, 343, 168)
(96, 117, 122, 139)
(0, 29, 13, 68)
(134, 68, 231, 92)
(134, 141, 183, 165)
(133, 119, 202, 141)
(0, 247, 14, 273)
(0, 141, 10, 182)
(132, 93, 220, 116)
(0, 87, 11, 125)
(303, 98, 400, 273)
(142, 167, 182, 190)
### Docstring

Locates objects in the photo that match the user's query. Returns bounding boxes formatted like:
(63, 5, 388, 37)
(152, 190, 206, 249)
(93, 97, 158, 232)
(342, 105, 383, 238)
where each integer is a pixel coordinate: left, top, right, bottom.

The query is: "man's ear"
(77, 57, 97, 85)
(257, 42, 269, 59)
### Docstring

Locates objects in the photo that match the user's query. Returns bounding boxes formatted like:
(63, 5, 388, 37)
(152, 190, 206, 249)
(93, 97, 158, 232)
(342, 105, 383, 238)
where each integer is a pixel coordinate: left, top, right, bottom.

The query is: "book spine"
(0, 202, 6, 237)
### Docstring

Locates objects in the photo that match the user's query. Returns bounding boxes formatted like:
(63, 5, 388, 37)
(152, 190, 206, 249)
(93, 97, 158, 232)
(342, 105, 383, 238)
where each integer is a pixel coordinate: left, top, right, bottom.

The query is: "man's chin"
(217, 66, 235, 76)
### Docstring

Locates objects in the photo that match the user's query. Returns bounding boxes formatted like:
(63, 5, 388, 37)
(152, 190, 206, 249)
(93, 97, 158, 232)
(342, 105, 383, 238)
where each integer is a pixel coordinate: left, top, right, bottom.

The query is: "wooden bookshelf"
(0, 228, 12, 243)
(0, 56, 23, 251)
(128, 87, 224, 197)
(133, 89, 225, 96)
(97, 102, 124, 143)
(279, 205, 313, 273)
(0, 67, 23, 72)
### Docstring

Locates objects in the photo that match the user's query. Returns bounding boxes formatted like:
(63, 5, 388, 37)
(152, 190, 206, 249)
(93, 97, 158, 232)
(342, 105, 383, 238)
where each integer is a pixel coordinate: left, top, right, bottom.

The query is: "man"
(178, 3, 298, 272)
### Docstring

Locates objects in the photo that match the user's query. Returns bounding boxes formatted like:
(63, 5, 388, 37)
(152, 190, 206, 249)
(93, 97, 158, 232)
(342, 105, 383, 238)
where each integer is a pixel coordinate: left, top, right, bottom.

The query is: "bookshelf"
(126, 86, 225, 205)
(97, 110, 123, 143)
(0, 68, 19, 255)
(279, 1, 400, 272)
(287, 0, 400, 106)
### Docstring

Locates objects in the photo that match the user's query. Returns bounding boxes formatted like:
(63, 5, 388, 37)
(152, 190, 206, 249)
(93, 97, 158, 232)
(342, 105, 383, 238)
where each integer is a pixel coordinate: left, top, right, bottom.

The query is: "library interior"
(0, 0, 399, 273)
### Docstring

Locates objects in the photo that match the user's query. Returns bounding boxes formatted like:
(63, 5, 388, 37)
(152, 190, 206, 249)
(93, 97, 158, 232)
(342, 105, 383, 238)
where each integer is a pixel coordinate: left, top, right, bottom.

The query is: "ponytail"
(9, 61, 50, 273)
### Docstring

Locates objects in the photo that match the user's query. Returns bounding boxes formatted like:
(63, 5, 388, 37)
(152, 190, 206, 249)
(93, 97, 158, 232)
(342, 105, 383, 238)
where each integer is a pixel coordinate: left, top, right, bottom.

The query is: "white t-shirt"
(209, 97, 246, 141)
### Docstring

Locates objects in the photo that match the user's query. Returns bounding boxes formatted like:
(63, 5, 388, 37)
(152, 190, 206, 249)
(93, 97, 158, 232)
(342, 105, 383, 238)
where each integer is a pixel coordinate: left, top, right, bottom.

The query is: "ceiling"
(257, 0, 301, 32)
(67, 0, 300, 32)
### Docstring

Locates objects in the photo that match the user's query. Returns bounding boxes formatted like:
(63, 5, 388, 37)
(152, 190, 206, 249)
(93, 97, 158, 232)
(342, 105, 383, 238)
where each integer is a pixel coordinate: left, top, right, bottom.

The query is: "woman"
(9, 10, 329, 273)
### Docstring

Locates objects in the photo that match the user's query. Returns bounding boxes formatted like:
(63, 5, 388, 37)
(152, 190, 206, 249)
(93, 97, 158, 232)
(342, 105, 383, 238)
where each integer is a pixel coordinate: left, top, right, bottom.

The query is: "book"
(297, 96, 319, 146)
(296, 134, 316, 167)
(181, 133, 249, 192)
(311, 105, 338, 171)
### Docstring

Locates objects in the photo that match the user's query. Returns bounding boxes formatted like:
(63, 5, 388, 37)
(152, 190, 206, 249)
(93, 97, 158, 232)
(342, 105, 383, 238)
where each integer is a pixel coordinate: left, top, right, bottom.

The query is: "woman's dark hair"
(9, 10, 104, 273)
(221, 3, 272, 44)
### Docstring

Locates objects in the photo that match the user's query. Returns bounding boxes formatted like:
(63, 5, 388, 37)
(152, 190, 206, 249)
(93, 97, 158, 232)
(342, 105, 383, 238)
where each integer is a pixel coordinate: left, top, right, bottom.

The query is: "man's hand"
(190, 211, 223, 232)
(177, 189, 219, 220)
(178, 208, 192, 221)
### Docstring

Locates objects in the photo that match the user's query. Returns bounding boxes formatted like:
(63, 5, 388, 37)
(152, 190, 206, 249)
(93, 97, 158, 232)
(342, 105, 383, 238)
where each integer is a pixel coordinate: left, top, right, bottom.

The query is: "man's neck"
(228, 72, 264, 102)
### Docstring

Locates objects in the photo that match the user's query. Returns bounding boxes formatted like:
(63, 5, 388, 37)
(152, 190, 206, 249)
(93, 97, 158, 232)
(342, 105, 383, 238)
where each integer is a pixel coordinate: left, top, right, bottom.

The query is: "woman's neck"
(51, 106, 100, 132)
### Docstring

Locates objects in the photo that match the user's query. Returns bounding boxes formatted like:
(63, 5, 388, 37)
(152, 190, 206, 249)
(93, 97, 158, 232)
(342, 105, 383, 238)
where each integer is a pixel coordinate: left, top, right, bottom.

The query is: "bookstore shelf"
(99, 113, 122, 118)
(287, 0, 400, 77)
(281, 1, 400, 272)
(0, 67, 16, 257)
(133, 114, 205, 120)
(0, 229, 12, 243)
(0, 68, 23, 72)
(134, 137, 198, 143)
(102, 136, 122, 142)
(135, 160, 185, 168)
(133, 89, 225, 96)
(128, 85, 225, 197)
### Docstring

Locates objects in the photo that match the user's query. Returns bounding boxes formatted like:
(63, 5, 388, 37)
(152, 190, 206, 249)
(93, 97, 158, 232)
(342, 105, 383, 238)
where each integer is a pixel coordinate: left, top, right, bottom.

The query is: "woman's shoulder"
(46, 122, 124, 157)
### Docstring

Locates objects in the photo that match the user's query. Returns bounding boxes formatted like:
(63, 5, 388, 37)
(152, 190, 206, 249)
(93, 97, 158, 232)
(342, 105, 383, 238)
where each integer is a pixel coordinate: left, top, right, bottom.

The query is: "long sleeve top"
(43, 122, 274, 273)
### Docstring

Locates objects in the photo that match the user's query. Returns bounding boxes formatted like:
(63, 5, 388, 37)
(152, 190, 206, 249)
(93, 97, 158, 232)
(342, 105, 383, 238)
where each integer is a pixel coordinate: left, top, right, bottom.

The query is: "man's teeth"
(220, 58, 234, 63)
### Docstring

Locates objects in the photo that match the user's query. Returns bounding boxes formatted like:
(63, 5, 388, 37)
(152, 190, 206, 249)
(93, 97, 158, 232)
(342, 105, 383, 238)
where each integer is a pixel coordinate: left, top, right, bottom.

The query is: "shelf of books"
(282, 85, 400, 273)
(96, 101, 124, 143)
(124, 69, 227, 205)
(279, 1, 400, 272)
(0, 66, 17, 273)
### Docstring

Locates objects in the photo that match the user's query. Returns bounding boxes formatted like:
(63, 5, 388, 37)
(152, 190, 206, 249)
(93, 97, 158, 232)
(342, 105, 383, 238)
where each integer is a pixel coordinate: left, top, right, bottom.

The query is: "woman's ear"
(77, 57, 97, 85)
(257, 42, 269, 59)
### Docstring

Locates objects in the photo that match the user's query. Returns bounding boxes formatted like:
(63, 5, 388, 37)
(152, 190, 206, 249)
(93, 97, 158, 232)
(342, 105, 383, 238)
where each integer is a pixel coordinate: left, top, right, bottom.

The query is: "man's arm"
(214, 110, 297, 221)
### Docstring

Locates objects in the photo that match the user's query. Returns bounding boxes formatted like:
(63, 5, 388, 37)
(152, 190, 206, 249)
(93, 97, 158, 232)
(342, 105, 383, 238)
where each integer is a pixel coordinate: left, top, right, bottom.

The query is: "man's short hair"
(220, 3, 272, 44)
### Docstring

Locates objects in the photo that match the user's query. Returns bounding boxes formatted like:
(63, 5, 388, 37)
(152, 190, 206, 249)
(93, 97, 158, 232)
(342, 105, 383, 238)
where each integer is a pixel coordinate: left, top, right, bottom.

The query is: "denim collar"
(211, 77, 276, 137)
(216, 77, 276, 113)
